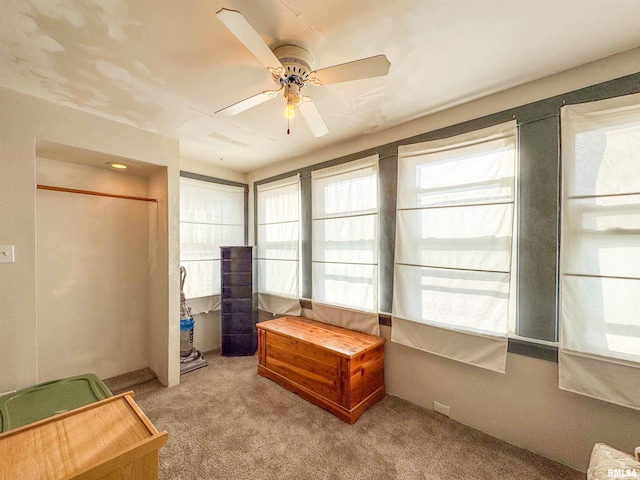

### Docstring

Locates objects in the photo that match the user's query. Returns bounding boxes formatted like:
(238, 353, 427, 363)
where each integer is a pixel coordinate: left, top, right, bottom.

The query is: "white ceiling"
(2, 0, 640, 173)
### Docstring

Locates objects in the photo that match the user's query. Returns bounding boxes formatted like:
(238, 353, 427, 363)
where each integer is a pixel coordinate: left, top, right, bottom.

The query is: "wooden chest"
(257, 316, 385, 424)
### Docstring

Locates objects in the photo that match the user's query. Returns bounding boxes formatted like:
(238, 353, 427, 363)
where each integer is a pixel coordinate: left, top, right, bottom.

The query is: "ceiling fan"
(215, 8, 391, 137)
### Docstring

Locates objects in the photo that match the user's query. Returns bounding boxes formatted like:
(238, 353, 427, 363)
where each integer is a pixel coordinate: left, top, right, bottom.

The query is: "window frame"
(255, 174, 302, 303)
(311, 155, 380, 313)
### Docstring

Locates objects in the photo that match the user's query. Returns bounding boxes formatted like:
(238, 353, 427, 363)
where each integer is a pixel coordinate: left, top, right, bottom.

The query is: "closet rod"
(37, 184, 157, 203)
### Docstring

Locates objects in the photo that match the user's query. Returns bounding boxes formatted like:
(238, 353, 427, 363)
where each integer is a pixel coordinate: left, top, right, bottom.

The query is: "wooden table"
(0, 391, 167, 479)
(257, 316, 385, 424)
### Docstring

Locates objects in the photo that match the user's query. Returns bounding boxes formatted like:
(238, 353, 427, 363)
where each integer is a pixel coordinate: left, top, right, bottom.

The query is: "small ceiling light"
(107, 162, 130, 170)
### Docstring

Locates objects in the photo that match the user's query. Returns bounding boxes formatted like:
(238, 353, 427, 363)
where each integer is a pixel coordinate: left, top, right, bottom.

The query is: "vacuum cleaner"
(179, 266, 208, 375)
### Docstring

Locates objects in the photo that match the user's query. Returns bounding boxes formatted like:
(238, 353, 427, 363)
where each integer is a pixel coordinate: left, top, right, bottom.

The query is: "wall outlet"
(0, 245, 15, 263)
(433, 401, 450, 417)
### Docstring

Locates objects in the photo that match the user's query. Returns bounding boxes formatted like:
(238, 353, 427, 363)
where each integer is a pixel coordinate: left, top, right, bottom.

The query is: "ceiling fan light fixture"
(284, 101, 295, 120)
(283, 83, 300, 120)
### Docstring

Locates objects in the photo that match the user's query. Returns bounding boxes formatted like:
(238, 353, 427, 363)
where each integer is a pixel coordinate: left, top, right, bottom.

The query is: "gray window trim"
(252, 71, 640, 363)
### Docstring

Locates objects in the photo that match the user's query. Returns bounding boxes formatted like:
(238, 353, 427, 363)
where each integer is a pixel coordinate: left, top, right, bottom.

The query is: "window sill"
(507, 337, 558, 362)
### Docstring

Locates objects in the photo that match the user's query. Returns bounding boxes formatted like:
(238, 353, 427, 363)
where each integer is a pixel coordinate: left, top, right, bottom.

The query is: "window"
(179, 176, 245, 301)
(559, 93, 640, 410)
(256, 175, 301, 315)
(392, 121, 517, 373)
(311, 156, 379, 313)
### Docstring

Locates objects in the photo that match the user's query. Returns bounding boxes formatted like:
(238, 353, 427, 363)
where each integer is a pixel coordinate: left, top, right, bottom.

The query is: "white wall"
(35, 157, 150, 381)
(180, 157, 248, 185)
(190, 311, 221, 354)
(0, 87, 180, 392)
(243, 49, 640, 472)
(148, 165, 180, 386)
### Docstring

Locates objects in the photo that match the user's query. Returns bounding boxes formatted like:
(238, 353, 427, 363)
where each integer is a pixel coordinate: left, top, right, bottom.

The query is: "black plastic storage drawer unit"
(220, 246, 257, 356)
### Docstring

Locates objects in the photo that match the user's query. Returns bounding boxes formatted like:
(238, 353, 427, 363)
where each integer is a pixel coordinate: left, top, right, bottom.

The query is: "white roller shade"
(311, 155, 380, 334)
(179, 177, 245, 312)
(560, 93, 640, 410)
(256, 175, 302, 315)
(311, 155, 378, 312)
(392, 121, 517, 373)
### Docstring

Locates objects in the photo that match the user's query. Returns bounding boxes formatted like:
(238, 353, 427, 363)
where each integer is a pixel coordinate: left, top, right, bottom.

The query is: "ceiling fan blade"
(215, 89, 281, 117)
(309, 55, 390, 86)
(298, 98, 329, 137)
(216, 8, 283, 70)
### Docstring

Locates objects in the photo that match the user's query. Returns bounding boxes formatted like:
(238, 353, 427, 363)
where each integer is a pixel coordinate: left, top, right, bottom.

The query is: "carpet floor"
(132, 353, 583, 480)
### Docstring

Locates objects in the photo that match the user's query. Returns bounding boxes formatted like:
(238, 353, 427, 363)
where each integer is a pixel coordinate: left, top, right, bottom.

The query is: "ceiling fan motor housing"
(273, 44, 313, 87)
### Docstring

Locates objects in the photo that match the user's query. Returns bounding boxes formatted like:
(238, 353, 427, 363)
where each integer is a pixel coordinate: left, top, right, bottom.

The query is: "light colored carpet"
(132, 353, 583, 480)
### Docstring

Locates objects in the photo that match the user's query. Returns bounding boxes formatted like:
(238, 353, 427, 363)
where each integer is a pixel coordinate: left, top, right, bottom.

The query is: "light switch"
(0, 245, 15, 263)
